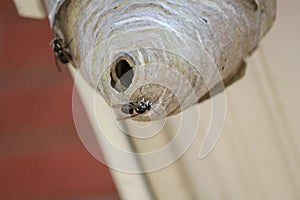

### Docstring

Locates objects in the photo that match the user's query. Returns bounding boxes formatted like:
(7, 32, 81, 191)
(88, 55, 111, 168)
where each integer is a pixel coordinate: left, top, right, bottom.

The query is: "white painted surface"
(175, 1, 300, 199)
(13, 0, 46, 19)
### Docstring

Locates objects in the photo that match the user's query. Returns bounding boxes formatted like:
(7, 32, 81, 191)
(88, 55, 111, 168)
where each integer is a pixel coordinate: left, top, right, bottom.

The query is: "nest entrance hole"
(110, 58, 134, 92)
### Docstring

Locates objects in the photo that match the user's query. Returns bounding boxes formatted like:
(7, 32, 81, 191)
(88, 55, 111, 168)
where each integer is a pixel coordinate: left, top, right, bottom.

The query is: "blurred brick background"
(0, 1, 119, 199)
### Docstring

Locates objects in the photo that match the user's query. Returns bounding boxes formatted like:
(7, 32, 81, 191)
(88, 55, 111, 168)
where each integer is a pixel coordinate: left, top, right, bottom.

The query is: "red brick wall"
(0, 1, 119, 199)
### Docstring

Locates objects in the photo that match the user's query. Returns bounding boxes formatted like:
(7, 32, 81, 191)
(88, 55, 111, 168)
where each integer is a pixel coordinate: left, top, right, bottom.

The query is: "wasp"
(115, 98, 160, 120)
(51, 37, 76, 71)
(121, 99, 153, 115)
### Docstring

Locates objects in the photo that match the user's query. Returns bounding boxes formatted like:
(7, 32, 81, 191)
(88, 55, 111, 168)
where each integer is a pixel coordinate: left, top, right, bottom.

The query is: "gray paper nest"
(47, 0, 276, 121)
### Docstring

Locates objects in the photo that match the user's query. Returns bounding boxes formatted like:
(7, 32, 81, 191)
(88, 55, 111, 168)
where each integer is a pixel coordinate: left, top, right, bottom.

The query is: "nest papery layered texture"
(47, 0, 276, 121)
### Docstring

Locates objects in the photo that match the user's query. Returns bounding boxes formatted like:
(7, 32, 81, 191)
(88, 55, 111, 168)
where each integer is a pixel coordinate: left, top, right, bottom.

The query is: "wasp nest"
(46, 0, 276, 121)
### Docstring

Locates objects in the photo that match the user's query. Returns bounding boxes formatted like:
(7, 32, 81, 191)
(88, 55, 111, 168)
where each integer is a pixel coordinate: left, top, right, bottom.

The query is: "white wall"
(177, 1, 300, 199)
